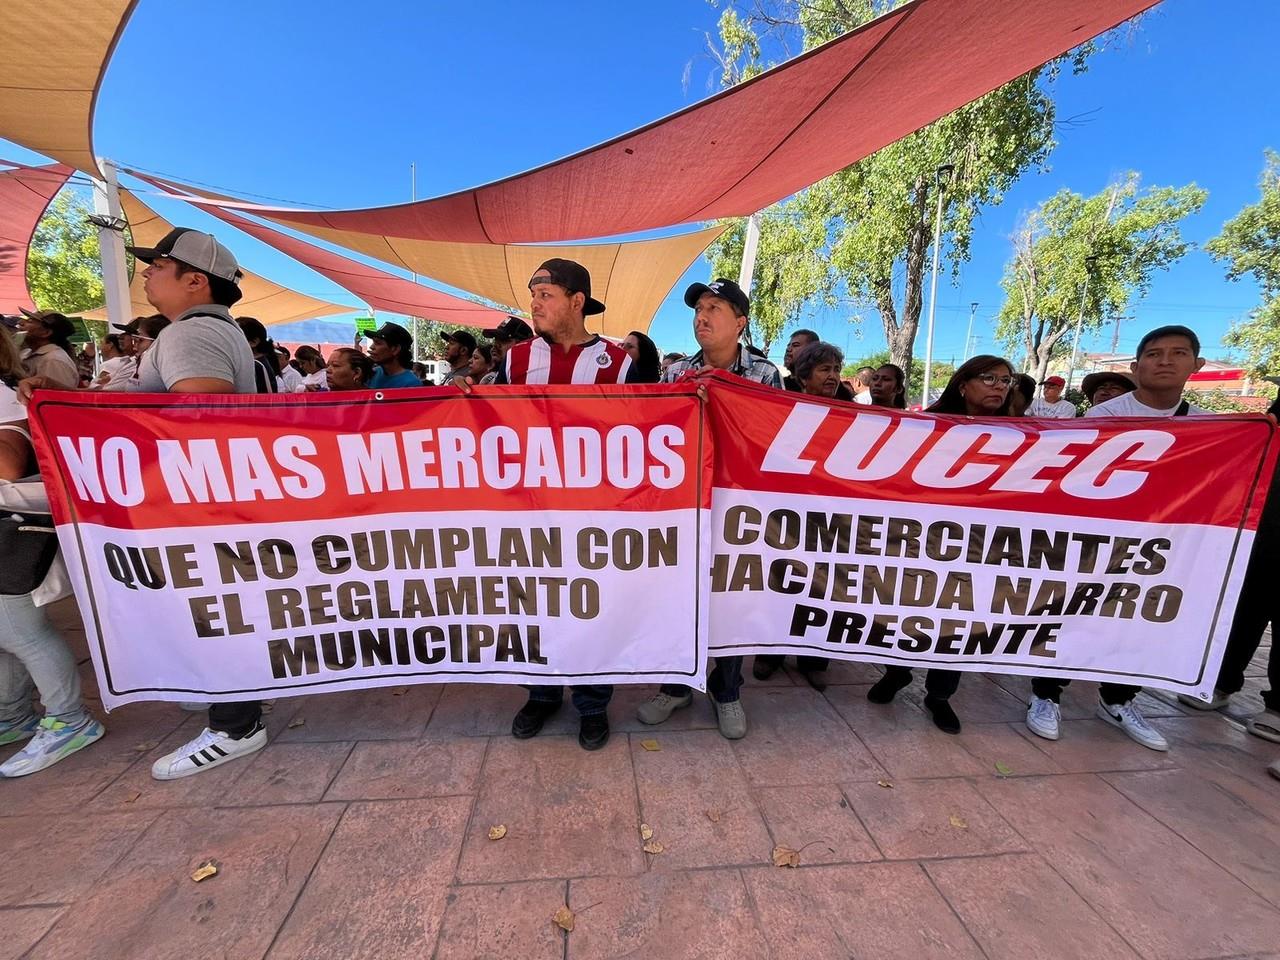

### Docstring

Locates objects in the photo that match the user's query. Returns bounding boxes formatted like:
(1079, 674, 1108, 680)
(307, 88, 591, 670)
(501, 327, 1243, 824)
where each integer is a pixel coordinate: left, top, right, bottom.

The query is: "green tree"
(995, 174, 1206, 383)
(848, 349, 954, 405)
(1206, 150, 1280, 377)
(26, 190, 106, 313)
(706, 0, 1117, 373)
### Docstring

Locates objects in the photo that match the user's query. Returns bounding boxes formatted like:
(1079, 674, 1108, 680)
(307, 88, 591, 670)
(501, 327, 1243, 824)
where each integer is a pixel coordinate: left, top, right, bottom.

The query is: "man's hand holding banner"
(27, 372, 1276, 708)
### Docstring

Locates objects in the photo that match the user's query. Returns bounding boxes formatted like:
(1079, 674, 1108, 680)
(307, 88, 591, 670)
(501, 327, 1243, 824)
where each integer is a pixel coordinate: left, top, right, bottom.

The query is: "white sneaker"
(1025, 696, 1061, 741)
(635, 691, 693, 725)
(151, 724, 267, 780)
(0, 716, 104, 777)
(713, 698, 747, 740)
(1097, 699, 1169, 752)
(1176, 690, 1230, 711)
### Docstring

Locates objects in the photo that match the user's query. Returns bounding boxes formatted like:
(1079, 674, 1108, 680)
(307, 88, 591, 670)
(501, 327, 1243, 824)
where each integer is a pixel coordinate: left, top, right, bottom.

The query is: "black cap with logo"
(684, 278, 750, 317)
(529, 258, 605, 316)
(483, 316, 535, 342)
(440, 329, 478, 354)
(370, 322, 413, 347)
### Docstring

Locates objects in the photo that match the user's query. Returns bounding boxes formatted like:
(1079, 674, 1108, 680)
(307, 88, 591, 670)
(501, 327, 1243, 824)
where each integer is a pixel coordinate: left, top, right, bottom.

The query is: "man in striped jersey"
(497, 258, 639, 750)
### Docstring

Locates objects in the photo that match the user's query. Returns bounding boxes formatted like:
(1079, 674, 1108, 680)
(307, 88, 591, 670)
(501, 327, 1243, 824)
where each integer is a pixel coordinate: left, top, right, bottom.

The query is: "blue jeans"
(0, 593, 87, 724)
(527, 684, 613, 717)
(661, 656, 744, 704)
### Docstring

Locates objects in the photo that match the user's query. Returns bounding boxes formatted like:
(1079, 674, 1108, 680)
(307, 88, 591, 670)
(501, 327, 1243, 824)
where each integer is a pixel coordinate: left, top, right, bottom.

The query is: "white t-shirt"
(279, 364, 306, 393)
(854, 389, 872, 405)
(1028, 397, 1078, 418)
(300, 369, 328, 392)
(1, 381, 27, 424)
(1085, 392, 1211, 418)
(94, 355, 136, 388)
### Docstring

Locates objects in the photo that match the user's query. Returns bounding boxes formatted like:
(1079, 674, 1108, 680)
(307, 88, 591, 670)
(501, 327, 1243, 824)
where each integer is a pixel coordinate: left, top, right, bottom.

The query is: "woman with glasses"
(104, 315, 169, 391)
(866, 355, 1016, 735)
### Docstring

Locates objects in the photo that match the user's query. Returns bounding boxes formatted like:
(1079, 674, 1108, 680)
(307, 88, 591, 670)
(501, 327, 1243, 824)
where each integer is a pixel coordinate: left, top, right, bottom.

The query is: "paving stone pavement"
(1, 601, 1278, 959)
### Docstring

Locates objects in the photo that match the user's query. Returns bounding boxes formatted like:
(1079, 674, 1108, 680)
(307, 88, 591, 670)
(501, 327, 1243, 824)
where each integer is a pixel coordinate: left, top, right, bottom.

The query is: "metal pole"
(737, 213, 762, 295)
(1065, 256, 1098, 390)
(92, 158, 131, 329)
(963, 301, 978, 361)
(921, 165, 952, 406)
(409, 162, 417, 284)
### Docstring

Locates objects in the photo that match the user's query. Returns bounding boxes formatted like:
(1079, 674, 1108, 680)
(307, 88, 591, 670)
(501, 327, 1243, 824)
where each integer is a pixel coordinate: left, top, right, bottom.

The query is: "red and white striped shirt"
(500, 336, 634, 385)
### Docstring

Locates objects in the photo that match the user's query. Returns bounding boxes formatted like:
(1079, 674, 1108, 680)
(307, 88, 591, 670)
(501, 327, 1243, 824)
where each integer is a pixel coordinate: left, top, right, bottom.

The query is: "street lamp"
(921, 163, 955, 406)
(1065, 255, 1099, 391)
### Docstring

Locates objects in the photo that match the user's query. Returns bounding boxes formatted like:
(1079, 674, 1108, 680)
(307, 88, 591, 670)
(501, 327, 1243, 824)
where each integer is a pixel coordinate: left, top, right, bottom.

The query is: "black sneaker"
(799, 668, 828, 693)
(578, 713, 610, 751)
(752, 657, 781, 681)
(511, 698, 561, 739)
(924, 696, 961, 735)
(867, 670, 912, 705)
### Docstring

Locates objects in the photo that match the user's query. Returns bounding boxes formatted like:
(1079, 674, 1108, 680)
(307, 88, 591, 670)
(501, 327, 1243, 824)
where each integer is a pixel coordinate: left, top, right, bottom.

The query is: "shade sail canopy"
(0, 1, 138, 175)
(84, 191, 354, 326)
(139, 174, 722, 337)
(0, 162, 74, 314)
(169, 0, 1156, 243)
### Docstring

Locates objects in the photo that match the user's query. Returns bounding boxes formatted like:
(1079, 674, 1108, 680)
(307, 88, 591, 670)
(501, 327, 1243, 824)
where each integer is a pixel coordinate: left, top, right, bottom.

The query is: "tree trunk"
(880, 176, 931, 376)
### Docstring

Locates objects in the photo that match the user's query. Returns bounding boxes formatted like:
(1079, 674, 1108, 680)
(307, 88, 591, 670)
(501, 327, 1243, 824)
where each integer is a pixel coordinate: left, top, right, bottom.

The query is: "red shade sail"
(0, 162, 74, 314)
(176, 0, 1157, 243)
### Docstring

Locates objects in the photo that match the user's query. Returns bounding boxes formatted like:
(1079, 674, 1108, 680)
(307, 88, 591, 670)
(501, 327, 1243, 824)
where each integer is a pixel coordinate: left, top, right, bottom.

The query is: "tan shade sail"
(0, 1, 139, 175)
(84, 190, 353, 326)
(157, 0, 1157, 243)
(137, 174, 724, 338)
(0, 161, 73, 313)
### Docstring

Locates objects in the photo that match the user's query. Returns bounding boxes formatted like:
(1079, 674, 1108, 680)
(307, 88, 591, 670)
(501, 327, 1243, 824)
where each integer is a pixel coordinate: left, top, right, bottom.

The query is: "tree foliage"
(995, 174, 1206, 383)
(1206, 150, 1280, 377)
(847, 349, 954, 406)
(705, 0, 1108, 374)
(26, 190, 106, 314)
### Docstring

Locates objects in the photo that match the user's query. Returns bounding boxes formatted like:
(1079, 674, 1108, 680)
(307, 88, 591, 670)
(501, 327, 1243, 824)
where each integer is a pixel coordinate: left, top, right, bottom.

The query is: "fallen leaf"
(122, 789, 142, 804)
(949, 814, 969, 829)
(639, 823, 654, 841)
(640, 739, 661, 752)
(552, 905, 575, 932)
(391, 687, 408, 697)
(642, 839, 664, 854)
(487, 824, 507, 841)
(994, 761, 1014, 777)
(287, 717, 306, 729)
(772, 845, 801, 868)
(876, 779, 894, 789)
(132, 740, 158, 753)
(190, 859, 220, 882)
(705, 809, 722, 823)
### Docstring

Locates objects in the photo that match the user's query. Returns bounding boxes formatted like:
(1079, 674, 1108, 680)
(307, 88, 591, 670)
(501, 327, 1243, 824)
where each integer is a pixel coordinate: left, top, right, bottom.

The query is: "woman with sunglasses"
(103, 315, 170, 391)
(865, 355, 1016, 735)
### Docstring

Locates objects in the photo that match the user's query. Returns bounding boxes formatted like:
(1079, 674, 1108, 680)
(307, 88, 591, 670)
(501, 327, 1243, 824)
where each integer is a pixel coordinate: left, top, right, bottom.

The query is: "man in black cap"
(367, 322, 419, 388)
(16, 309, 79, 389)
(480, 316, 534, 385)
(438, 329, 478, 386)
(638, 277, 781, 741)
(494, 258, 636, 750)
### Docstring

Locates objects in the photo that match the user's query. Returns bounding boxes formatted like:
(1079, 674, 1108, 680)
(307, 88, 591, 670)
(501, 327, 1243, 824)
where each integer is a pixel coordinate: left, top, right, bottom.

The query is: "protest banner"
(28, 384, 710, 708)
(701, 372, 1278, 699)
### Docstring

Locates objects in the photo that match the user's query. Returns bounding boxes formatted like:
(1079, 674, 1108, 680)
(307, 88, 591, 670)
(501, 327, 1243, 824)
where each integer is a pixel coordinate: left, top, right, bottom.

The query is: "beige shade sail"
(0, 1, 139, 175)
(136, 173, 724, 338)
(84, 190, 353, 326)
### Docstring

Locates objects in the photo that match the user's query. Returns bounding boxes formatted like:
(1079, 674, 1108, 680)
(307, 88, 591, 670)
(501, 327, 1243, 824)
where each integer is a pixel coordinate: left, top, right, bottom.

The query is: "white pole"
(963, 301, 978, 361)
(92, 158, 131, 329)
(921, 174, 948, 406)
(738, 213, 762, 294)
(409, 162, 417, 285)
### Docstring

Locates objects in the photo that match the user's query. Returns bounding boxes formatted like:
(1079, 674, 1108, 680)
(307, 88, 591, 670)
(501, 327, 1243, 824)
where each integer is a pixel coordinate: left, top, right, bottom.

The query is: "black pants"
(209, 700, 261, 738)
(1031, 678, 1137, 707)
(662, 656, 743, 704)
(883, 666, 959, 700)
(1214, 469, 1280, 711)
(527, 684, 613, 716)
(754, 653, 829, 673)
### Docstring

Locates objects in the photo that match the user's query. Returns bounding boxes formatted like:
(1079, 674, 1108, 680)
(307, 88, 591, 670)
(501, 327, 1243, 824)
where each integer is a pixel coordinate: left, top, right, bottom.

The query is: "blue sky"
(6, 0, 1277, 365)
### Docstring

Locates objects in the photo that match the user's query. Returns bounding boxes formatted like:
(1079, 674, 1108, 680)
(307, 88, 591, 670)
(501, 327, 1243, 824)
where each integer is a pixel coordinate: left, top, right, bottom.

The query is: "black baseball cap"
(18, 307, 76, 342)
(370, 322, 413, 347)
(529, 258, 605, 316)
(483, 316, 535, 342)
(684, 278, 750, 317)
(440, 329, 477, 354)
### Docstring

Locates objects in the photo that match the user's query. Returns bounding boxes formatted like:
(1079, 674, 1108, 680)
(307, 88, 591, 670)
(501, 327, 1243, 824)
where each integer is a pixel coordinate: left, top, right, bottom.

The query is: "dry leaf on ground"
(994, 761, 1014, 777)
(639, 823, 654, 841)
(876, 779, 894, 789)
(705, 809, 723, 823)
(552, 905, 575, 932)
(190, 859, 220, 882)
(772, 845, 801, 868)
(122, 790, 142, 804)
(640, 739, 661, 751)
(487, 824, 507, 841)
(642, 839, 665, 854)
(287, 717, 306, 729)
(949, 814, 969, 829)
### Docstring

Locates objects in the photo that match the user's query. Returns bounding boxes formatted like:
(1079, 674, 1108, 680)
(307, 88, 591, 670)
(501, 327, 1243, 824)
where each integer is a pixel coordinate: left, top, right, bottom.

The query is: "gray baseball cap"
(127, 228, 243, 288)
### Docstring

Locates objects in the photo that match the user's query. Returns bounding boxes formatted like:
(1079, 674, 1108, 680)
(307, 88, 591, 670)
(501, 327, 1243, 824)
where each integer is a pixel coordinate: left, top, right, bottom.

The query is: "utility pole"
(1110, 314, 1130, 355)
(920, 164, 954, 406)
(963, 301, 978, 361)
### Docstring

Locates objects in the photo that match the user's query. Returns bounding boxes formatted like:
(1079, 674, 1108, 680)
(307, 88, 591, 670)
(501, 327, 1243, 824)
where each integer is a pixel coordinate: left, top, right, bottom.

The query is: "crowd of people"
(1, 226, 1277, 786)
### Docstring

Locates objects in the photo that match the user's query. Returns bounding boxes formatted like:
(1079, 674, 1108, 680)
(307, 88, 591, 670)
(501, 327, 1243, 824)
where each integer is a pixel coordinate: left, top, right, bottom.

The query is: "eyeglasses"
(972, 374, 1014, 387)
